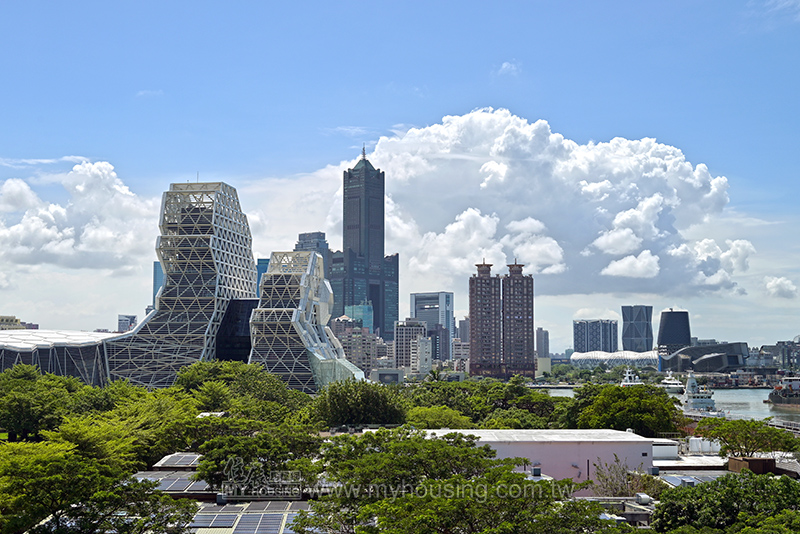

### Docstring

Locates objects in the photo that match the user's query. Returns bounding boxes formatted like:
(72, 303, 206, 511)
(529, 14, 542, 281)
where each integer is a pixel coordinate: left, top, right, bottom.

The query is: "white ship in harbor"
(620, 368, 644, 387)
(681, 372, 726, 418)
(659, 371, 684, 394)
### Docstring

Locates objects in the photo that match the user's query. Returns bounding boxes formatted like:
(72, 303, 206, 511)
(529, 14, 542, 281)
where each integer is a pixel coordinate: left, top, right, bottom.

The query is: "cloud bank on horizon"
(0, 162, 159, 275)
(365, 108, 766, 299)
(0, 108, 795, 329)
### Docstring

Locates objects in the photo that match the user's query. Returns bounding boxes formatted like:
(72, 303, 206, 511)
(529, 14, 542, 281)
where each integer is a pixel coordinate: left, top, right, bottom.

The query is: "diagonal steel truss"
(105, 183, 258, 388)
(249, 251, 363, 393)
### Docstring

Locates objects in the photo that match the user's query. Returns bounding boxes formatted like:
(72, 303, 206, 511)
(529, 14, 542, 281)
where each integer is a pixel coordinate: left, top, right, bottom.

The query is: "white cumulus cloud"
(1, 109, 771, 332)
(0, 162, 159, 270)
(764, 276, 798, 298)
(0, 178, 42, 212)
(592, 228, 643, 255)
(601, 250, 660, 278)
(363, 108, 740, 296)
(501, 218, 565, 274)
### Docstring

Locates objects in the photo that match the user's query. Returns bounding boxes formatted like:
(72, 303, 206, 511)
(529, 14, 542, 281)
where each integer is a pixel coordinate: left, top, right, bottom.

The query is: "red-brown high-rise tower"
(469, 262, 502, 376)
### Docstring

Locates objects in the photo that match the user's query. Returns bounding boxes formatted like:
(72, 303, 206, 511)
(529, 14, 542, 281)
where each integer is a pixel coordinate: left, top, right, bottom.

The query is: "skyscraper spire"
(361, 143, 367, 160)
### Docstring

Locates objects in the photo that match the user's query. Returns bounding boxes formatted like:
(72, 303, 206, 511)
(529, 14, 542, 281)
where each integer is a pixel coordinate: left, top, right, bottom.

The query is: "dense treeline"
(2, 361, 797, 533)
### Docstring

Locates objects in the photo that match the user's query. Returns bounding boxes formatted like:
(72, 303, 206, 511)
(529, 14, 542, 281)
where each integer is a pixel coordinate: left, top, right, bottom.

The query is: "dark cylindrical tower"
(657, 308, 691, 355)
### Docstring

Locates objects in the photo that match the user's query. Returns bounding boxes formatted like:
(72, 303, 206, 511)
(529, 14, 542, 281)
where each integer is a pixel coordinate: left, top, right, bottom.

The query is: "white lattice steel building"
(0, 330, 117, 386)
(104, 183, 259, 388)
(569, 350, 659, 369)
(249, 251, 364, 393)
(1, 182, 362, 391)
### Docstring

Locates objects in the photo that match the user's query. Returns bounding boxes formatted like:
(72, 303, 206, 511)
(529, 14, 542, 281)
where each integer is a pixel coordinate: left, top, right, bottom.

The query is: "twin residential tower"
(469, 261, 536, 378)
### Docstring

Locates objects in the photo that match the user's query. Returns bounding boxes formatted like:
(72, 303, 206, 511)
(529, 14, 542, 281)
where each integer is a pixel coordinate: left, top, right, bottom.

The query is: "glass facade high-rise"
(621, 305, 653, 352)
(573, 319, 618, 353)
(410, 291, 454, 360)
(657, 308, 692, 355)
(330, 152, 399, 340)
(256, 258, 270, 288)
(345, 302, 374, 333)
(536, 327, 550, 358)
(294, 231, 331, 280)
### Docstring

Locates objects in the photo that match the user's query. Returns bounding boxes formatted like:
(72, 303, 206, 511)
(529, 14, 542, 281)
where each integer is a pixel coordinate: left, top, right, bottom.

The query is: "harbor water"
(543, 387, 800, 424)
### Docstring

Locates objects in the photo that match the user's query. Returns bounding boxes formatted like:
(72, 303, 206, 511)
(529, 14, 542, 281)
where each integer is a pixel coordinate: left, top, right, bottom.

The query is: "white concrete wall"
(428, 429, 654, 496)
(480, 439, 653, 486)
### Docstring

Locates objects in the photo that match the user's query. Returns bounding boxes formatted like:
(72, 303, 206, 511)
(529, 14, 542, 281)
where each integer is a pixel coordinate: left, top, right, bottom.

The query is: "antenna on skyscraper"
(362, 143, 366, 160)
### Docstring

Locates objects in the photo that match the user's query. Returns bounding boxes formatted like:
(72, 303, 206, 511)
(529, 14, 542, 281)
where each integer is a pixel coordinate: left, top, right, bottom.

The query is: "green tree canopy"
(0, 441, 197, 534)
(651, 471, 800, 532)
(361, 471, 632, 534)
(406, 405, 473, 429)
(696, 417, 798, 458)
(0, 366, 86, 441)
(311, 379, 406, 427)
(576, 384, 683, 437)
(194, 424, 322, 490)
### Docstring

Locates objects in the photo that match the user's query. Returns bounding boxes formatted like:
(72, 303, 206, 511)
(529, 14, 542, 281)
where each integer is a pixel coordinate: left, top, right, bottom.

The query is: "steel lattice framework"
(249, 251, 363, 393)
(0, 330, 116, 386)
(105, 182, 258, 388)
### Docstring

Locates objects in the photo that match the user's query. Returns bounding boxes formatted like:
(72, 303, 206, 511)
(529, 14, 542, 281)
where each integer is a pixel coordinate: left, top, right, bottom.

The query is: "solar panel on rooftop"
(232, 514, 284, 534)
(190, 514, 237, 528)
(282, 514, 297, 534)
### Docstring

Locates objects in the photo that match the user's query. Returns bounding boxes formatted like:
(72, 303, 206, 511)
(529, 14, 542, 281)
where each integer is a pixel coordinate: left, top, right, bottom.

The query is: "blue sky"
(0, 1, 798, 351)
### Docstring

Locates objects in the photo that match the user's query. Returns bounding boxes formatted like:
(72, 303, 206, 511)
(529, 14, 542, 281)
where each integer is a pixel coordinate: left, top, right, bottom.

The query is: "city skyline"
(0, 3, 798, 353)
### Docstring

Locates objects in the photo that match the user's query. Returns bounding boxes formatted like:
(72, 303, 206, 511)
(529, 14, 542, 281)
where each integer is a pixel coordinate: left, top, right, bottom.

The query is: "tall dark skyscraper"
(657, 308, 691, 355)
(330, 150, 399, 340)
(621, 305, 653, 352)
(573, 319, 618, 353)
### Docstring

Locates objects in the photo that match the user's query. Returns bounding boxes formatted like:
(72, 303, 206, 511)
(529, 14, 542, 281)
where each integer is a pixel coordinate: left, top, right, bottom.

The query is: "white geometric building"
(1, 182, 363, 392)
(0, 330, 117, 386)
(249, 251, 364, 393)
(105, 182, 259, 388)
(570, 350, 659, 369)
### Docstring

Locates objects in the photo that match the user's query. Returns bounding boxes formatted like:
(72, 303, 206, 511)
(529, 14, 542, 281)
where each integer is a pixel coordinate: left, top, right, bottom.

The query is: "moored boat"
(620, 368, 644, 387)
(767, 376, 800, 408)
(681, 371, 725, 418)
(659, 371, 684, 394)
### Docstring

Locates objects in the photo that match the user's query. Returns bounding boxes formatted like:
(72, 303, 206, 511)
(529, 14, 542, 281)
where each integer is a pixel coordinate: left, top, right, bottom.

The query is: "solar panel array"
(187, 502, 308, 534)
(154, 453, 203, 468)
(282, 514, 298, 534)
(155, 477, 210, 492)
(191, 515, 238, 528)
(233, 514, 284, 534)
